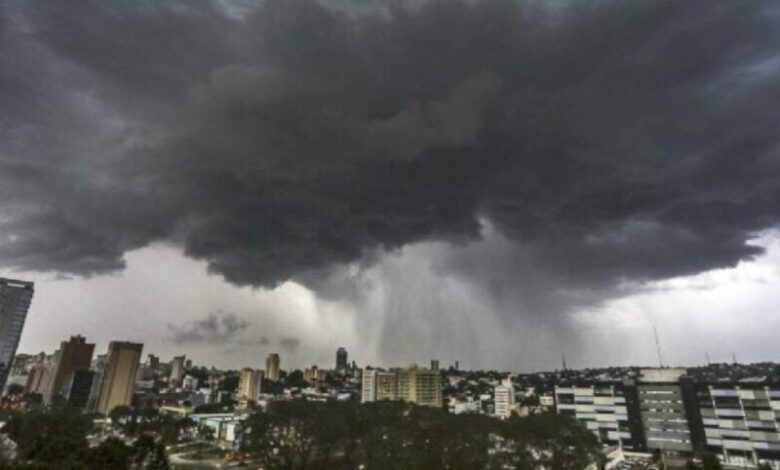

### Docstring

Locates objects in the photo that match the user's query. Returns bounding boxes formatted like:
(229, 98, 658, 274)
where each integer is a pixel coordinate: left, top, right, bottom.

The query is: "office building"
(170, 355, 185, 386)
(494, 377, 515, 419)
(45, 335, 94, 404)
(96, 341, 143, 415)
(638, 368, 696, 456)
(237, 368, 264, 402)
(360, 365, 441, 407)
(555, 381, 643, 450)
(336, 347, 348, 373)
(0, 278, 34, 392)
(431, 359, 439, 371)
(696, 383, 780, 468)
(361, 368, 377, 403)
(265, 353, 280, 381)
(64, 370, 95, 409)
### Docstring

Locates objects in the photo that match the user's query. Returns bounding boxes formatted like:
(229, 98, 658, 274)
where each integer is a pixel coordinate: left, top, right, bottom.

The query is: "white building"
(361, 368, 377, 403)
(494, 377, 515, 419)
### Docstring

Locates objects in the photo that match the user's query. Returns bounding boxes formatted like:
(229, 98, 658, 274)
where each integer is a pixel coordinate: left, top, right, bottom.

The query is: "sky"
(1, 0, 779, 371)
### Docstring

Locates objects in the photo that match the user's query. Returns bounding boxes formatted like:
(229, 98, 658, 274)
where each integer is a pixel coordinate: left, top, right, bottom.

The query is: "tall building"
(0, 278, 34, 392)
(146, 354, 160, 370)
(430, 359, 439, 371)
(336, 347, 348, 373)
(170, 355, 185, 386)
(361, 368, 377, 403)
(45, 335, 94, 404)
(494, 377, 515, 419)
(96, 341, 143, 415)
(237, 368, 264, 402)
(265, 353, 280, 381)
(64, 370, 94, 409)
(638, 368, 695, 457)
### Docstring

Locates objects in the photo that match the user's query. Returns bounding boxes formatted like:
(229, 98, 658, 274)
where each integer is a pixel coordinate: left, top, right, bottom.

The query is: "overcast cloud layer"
(2, 0, 780, 365)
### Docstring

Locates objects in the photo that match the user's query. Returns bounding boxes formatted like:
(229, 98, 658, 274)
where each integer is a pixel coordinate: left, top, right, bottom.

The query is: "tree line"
(242, 400, 602, 469)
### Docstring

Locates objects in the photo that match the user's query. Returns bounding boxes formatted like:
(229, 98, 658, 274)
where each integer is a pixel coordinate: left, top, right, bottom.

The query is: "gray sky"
(2, 0, 780, 371)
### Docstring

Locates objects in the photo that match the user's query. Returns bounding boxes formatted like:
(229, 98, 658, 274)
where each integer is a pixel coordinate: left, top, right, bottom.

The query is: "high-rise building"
(265, 353, 280, 381)
(0, 278, 34, 392)
(336, 347, 348, 373)
(96, 341, 143, 415)
(494, 377, 515, 419)
(430, 359, 439, 371)
(64, 370, 94, 409)
(237, 368, 264, 402)
(86, 354, 107, 413)
(146, 354, 160, 371)
(638, 368, 695, 457)
(170, 355, 185, 386)
(361, 368, 377, 403)
(45, 335, 94, 404)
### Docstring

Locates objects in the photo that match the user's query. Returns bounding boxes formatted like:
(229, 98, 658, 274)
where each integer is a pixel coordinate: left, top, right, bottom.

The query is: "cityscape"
(2, 277, 780, 469)
(3, 0, 780, 469)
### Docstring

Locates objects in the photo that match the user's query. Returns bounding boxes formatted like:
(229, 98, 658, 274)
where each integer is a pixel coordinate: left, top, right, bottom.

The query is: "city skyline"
(2, 0, 780, 373)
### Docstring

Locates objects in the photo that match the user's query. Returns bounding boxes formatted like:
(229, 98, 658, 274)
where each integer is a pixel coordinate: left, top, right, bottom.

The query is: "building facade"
(0, 278, 34, 392)
(494, 377, 516, 419)
(265, 353, 280, 381)
(555, 381, 644, 450)
(336, 347, 348, 373)
(45, 335, 94, 404)
(170, 355, 185, 386)
(96, 341, 143, 415)
(237, 368, 264, 402)
(697, 384, 780, 468)
(360, 365, 442, 407)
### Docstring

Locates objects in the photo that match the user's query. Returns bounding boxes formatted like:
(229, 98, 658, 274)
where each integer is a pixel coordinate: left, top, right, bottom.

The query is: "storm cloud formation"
(2, 0, 780, 320)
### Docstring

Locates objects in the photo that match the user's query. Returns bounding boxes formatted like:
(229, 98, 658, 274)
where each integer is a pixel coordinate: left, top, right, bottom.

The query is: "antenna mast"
(653, 326, 663, 367)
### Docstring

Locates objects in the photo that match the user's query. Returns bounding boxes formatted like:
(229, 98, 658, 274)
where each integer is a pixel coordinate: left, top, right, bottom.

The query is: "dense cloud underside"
(2, 0, 780, 315)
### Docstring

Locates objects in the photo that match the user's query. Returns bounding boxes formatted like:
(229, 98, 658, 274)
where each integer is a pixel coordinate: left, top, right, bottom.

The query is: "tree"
(87, 437, 131, 470)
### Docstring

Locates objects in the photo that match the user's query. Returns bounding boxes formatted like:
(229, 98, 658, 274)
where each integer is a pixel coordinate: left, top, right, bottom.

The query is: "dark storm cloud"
(169, 311, 251, 344)
(2, 0, 780, 315)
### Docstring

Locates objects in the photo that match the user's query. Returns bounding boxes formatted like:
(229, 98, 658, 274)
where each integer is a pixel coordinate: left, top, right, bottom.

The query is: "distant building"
(96, 341, 143, 415)
(494, 377, 515, 419)
(361, 369, 377, 403)
(182, 375, 199, 391)
(64, 370, 94, 409)
(237, 368, 263, 402)
(304, 365, 326, 384)
(336, 347, 348, 373)
(170, 355, 186, 386)
(0, 278, 34, 392)
(146, 354, 160, 370)
(430, 359, 439, 371)
(360, 365, 441, 407)
(265, 353, 280, 382)
(45, 335, 94, 404)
